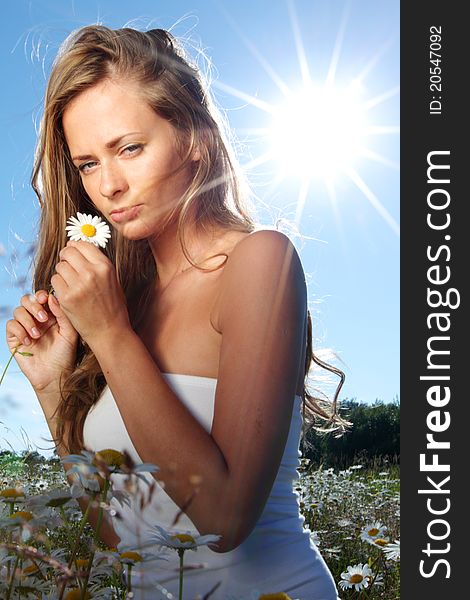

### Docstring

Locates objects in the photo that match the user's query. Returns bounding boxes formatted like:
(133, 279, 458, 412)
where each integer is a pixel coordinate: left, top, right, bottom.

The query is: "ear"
(191, 147, 201, 162)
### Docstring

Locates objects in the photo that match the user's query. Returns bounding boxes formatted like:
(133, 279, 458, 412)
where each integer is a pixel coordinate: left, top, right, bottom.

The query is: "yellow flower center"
(368, 527, 379, 536)
(374, 538, 389, 547)
(259, 594, 292, 600)
(1, 488, 24, 498)
(95, 449, 126, 468)
(75, 559, 90, 569)
(120, 551, 142, 562)
(22, 564, 39, 575)
(64, 590, 91, 600)
(81, 224, 96, 238)
(350, 574, 364, 584)
(171, 533, 195, 544)
(10, 510, 33, 521)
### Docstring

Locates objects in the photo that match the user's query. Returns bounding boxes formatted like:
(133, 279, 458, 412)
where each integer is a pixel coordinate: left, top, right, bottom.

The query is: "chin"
(114, 221, 157, 241)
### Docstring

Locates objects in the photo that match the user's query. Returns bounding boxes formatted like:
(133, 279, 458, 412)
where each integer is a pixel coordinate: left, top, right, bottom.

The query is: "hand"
(51, 240, 131, 344)
(5, 290, 79, 393)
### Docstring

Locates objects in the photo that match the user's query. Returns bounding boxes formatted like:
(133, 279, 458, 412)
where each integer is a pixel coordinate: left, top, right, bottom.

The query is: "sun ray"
(241, 150, 275, 172)
(324, 176, 341, 230)
(357, 147, 399, 171)
(211, 80, 275, 114)
(324, 176, 350, 264)
(288, 0, 312, 87)
(295, 176, 311, 226)
(354, 36, 397, 85)
(216, 4, 292, 99)
(345, 167, 400, 236)
(364, 86, 400, 111)
(325, 1, 351, 88)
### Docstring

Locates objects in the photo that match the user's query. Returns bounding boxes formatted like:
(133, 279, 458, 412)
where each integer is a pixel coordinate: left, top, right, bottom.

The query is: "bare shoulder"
(225, 228, 303, 275)
(226, 227, 304, 286)
(212, 228, 306, 333)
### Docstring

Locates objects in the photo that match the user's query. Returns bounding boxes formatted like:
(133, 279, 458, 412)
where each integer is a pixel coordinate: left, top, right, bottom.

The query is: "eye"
(122, 144, 143, 156)
(78, 161, 97, 174)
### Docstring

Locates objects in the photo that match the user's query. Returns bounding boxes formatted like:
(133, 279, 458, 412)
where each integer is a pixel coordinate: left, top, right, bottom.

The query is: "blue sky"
(0, 0, 399, 454)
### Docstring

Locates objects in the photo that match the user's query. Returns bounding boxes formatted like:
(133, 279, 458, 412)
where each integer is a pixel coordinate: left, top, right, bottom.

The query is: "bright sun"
(211, 2, 399, 235)
(269, 83, 368, 179)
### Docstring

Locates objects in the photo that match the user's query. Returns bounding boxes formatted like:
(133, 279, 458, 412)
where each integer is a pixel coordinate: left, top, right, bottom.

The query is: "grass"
(0, 450, 400, 599)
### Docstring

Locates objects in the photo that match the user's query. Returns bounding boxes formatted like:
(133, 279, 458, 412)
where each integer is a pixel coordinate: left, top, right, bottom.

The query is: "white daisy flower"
(66, 212, 111, 248)
(368, 535, 390, 548)
(149, 524, 221, 552)
(360, 520, 387, 542)
(383, 539, 400, 561)
(338, 563, 372, 591)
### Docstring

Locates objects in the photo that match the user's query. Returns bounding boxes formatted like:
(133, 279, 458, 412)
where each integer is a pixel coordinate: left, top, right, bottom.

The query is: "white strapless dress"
(83, 373, 339, 600)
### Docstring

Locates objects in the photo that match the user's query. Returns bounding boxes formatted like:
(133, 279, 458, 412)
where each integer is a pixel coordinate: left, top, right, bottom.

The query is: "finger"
(54, 260, 79, 287)
(59, 245, 92, 273)
(13, 306, 44, 340)
(47, 292, 72, 326)
(66, 240, 107, 264)
(22, 293, 51, 324)
(6, 318, 32, 348)
(50, 273, 68, 299)
(47, 293, 79, 342)
(34, 290, 50, 304)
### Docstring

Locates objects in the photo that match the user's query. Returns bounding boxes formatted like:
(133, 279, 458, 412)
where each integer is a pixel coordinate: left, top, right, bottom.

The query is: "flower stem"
(178, 549, 185, 600)
(127, 564, 133, 594)
(79, 479, 110, 599)
(0, 345, 20, 387)
(5, 554, 20, 600)
(94, 478, 110, 544)
(67, 498, 93, 569)
(58, 497, 94, 600)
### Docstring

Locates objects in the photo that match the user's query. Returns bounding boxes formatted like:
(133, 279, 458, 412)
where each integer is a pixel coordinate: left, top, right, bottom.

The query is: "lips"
(109, 205, 142, 223)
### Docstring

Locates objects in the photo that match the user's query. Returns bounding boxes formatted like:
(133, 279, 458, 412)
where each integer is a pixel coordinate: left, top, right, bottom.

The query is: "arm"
(81, 230, 307, 552)
(5, 291, 119, 547)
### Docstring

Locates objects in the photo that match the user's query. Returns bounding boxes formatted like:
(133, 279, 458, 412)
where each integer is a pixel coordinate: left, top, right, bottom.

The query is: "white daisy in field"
(383, 539, 400, 561)
(66, 212, 111, 247)
(323, 546, 341, 558)
(339, 563, 372, 591)
(360, 520, 387, 543)
(368, 535, 390, 548)
(150, 525, 221, 552)
(369, 572, 384, 587)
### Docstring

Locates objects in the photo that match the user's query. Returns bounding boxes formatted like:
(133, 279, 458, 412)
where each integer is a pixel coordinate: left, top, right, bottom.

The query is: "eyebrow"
(71, 132, 143, 162)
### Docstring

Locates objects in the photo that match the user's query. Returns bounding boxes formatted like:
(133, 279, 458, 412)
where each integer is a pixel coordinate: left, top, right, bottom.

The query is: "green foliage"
(305, 399, 400, 469)
(0, 451, 27, 479)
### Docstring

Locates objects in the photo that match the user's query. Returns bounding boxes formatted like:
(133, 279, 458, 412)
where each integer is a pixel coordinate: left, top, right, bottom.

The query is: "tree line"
(303, 398, 400, 469)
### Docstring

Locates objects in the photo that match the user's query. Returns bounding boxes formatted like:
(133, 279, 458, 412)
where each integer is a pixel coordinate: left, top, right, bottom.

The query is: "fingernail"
(23, 337, 31, 346)
(37, 293, 48, 302)
(31, 327, 40, 337)
(37, 310, 48, 321)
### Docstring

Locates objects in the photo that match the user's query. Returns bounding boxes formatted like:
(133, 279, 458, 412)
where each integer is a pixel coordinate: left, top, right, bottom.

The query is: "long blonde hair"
(31, 25, 346, 453)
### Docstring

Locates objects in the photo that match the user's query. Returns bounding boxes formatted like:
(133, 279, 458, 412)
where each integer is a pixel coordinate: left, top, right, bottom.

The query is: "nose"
(99, 161, 128, 199)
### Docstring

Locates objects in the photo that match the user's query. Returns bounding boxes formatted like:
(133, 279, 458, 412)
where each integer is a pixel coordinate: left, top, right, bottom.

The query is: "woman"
(5, 25, 343, 599)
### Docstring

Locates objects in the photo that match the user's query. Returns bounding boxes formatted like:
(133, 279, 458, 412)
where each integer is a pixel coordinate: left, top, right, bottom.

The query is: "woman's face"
(62, 78, 194, 240)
